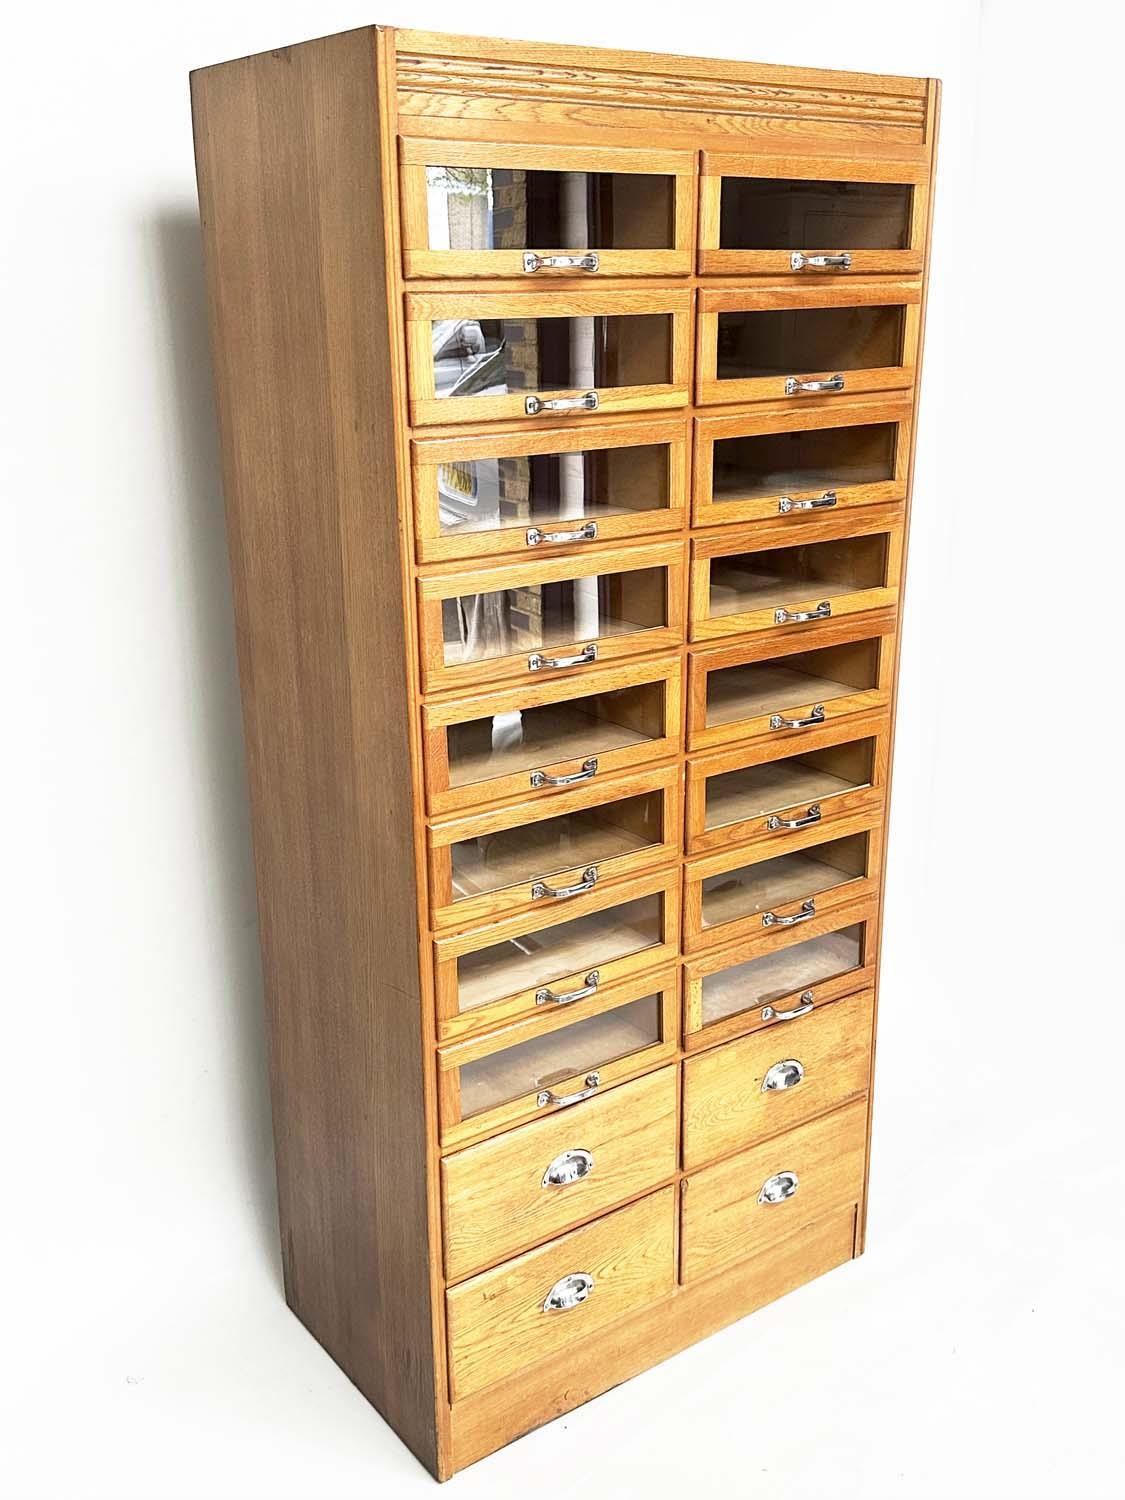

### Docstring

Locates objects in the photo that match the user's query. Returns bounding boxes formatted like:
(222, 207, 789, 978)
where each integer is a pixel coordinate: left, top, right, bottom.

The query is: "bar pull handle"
(542, 1271, 595, 1310)
(766, 803, 821, 832)
(790, 251, 852, 271)
(536, 971, 600, 1006)
(762, 991, 815, 1023)
(537, 1071, 601, 1110)
(762, 898, 816, 930)
(530, 757, 598, 790)
(769, 704, 826, 731)
(523, 252, 600, 274)
(779, 491, 838, 515)
(774, 602, 832, 626)
(531, 867, 599, 901)
(525, 391, 599, 415)
(526, 521, 598, 547)
(785, 374, 845, 395)
(528, 643, 597, 672)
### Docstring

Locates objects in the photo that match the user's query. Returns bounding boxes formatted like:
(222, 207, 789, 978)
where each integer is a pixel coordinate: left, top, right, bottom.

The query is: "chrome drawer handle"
(537, 1071, 601, 1109)
(543, 1271, 595, 1311)
(769, 704, 825, 731)
(530, 757, 598, 790)
(531, 866, 599, 900)
(762, 1059, 806, 1093)
(790, 251, 852, 271)
(541, 1148, 595, 1188)
(525, 391, 599, 416)
(527, 521, 598, 547)
(762, 990, 815, 1022)
(524, 252, 600, 274)
(759, 1170, 800, 1204)
(528, 643, 597, 673)
(779, 491, 837, 515)
(767, 803, 821, 831)
(785, 374, 845, 395)
(536, 970, 600, 1006)
(762, 898, 816, 929)
(775, 602, 831, 625)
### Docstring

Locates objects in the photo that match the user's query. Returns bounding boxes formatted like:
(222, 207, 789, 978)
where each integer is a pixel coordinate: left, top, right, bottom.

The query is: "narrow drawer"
(680, 1098, 867, 1282)
(682, 987, 875, 1170)
(442, 1065, 678, 1282)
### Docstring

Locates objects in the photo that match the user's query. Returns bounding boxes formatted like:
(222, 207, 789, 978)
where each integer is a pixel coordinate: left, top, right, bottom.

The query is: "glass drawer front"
(706, 638, 882, 736)
(714, 422, 896, 505)
(701, 833, 870, 933)
(701, 923, 865, 1029)
(719, 178, 913, 253)
(705, 738, 875, 834)
(717, 306, 904, 382)
(710, 535, 886, 620)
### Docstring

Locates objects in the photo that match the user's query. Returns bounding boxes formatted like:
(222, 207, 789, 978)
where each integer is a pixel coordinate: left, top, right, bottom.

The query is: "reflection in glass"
(719, 177, 913, 251)
(700, 925, 864, 1026)
(716, 306, 905, 381)
(431, 315, 671, 400)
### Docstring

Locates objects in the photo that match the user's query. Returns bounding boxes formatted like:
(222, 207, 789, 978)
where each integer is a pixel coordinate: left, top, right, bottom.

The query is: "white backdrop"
(3, 3, 1122, 1496)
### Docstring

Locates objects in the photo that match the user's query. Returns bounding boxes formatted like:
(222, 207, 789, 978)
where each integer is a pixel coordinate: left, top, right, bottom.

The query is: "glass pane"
(716, 307, 905, 381)
(447, 680, 667, 790)
(441, 567, 667, 668)
(701, 834, 869, 931)
(712, 423, 897, 504)
(450, 790, 664, 901)
(431, 315, 671, 399)
(458, 994, 661, 1116)
(701, 925, 864, 1027)
(706, 639, 881, 730)
(436, 443, 669, 539)
(426, 167, 675, 252)
(719, 178, 913, 251)
(705, 739, 875, 832)
(709, 535, 887, 620)
(456, 893, 664, 1012)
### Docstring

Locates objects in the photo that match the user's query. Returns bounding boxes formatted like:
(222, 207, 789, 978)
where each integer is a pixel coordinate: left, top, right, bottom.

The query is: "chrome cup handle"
(537, 1072, 601, 1109)
(762, 991, 815, 1022)
(775, 602, 832, 625)
(785, 374, 845, 395)
(528, 643, 597, 672)
(543, 1271, 595, 1311)
(758, 1170, 800, 1204)
(524, 252, 600, 274)
(762, 898, 815, 929)
(531, 867, 598, 901)
(530, 757, 598, 790)
(536, 971, 600, 1006)
(541, 1148, 595, 1188)
(790, 251, 852, 271)
(525, 392, 599, 415)
(761, 1059, 805, 1093)
(779, 491, 838, 514)
(766, 804, 821, 831)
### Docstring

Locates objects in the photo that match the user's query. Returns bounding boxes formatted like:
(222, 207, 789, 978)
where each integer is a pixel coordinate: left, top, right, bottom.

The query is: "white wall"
(3, 3, 1121, 1497)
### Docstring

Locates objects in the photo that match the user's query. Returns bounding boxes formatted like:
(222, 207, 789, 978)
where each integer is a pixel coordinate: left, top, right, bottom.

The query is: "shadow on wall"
(152, 204, 281, 1284)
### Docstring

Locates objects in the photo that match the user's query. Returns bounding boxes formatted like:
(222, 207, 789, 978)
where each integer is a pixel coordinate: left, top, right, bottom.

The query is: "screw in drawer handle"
(766, 803, 821, 832)
(775, 601, 832, 626)
(762, 990, 815, 1023)
(769, 704, 825, 731)
(779, 490, 837, 515)
(537, 1071, 601, 1110)
(536, 970, 600, 1007)
(527, 520, 598, 547)
(762, 898, 816, 930)
(525, 391, 600, 416)
(543, 1270, 595, 1311)
(790, 251, 852, 271)
(762, 1059, 806, 1093)
(528, 643, 598, 673)
(523, 251, 600, 274)
(785, 374, 845, 395)
(530, 757, 598, 790)
(531, 866, 599, 901)
(541, 1148, 595, 1188)
(759, 1170, 800, 1204)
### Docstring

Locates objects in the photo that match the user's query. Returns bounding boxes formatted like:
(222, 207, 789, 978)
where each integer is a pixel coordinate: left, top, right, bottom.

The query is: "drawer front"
(442, 1065, 677, 1282)
(418, 540, 686, 696)
(680, 1098, 867, 1281)
(422, 652, 683, 817)
(412, 419, 688, 566)
(682, 988, 875, 1170)
(697, 151, 929, 279)
(696, 281, 921, 409)
(400, 139, 696, 281)
(447, 1186, 676, 1399)
(692, 399, 912, 530)
(405, 289, 692, 427)
(438, 965, 678, 1149)
(434, 868, 681, 1043)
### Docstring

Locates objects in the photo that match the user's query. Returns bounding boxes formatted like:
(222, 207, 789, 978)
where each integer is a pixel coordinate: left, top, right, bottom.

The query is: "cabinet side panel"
(191, 28, 438, 1474)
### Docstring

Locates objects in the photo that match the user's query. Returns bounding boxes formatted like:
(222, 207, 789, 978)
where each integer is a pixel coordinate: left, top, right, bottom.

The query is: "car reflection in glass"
(432, 319, 508, 398)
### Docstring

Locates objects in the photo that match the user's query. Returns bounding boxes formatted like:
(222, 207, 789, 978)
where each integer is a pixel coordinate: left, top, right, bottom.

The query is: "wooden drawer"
(692, 398, 912, 531)
(434, 867, 681, 1044)
(418, 540, 686, 696)
(422, 652, 683, 817)
(447, 1186, 676, 1400)
(687, 612, 896, 755)
(689, 509, 903, 646)
(400, 139, 696, 281)
(405, 289, 692, 427)
(682, 988, 875, 1170)
(437, 965, 678, 1149)
(412, 419, 688, 566)
(442, 1065, 677, 1282)
(680, 1098, 867, 1282)
(429, 761, 681, 931)
(697, 151, 930, 279)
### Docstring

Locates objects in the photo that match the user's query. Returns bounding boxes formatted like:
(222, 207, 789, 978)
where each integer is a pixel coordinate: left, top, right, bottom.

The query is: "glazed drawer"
(680, 1097, 867, 1282)
(447, 1186, 676, 1399)
(400, 139, 696, 280)
(442, 1065, 677, 1282)
(418, 540, 685, 695)
(428, 761, 681, 930)
(696, 281, 921, 408)
(422, 652, 682, 817)
(405, 289, 692, 427)
(437, 965, 678, 1148)
(692, 398, 912, 530)
(682, 988, 875, 1170)
(433, 867, 681, 1043)
(412, 419, 687, 565)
